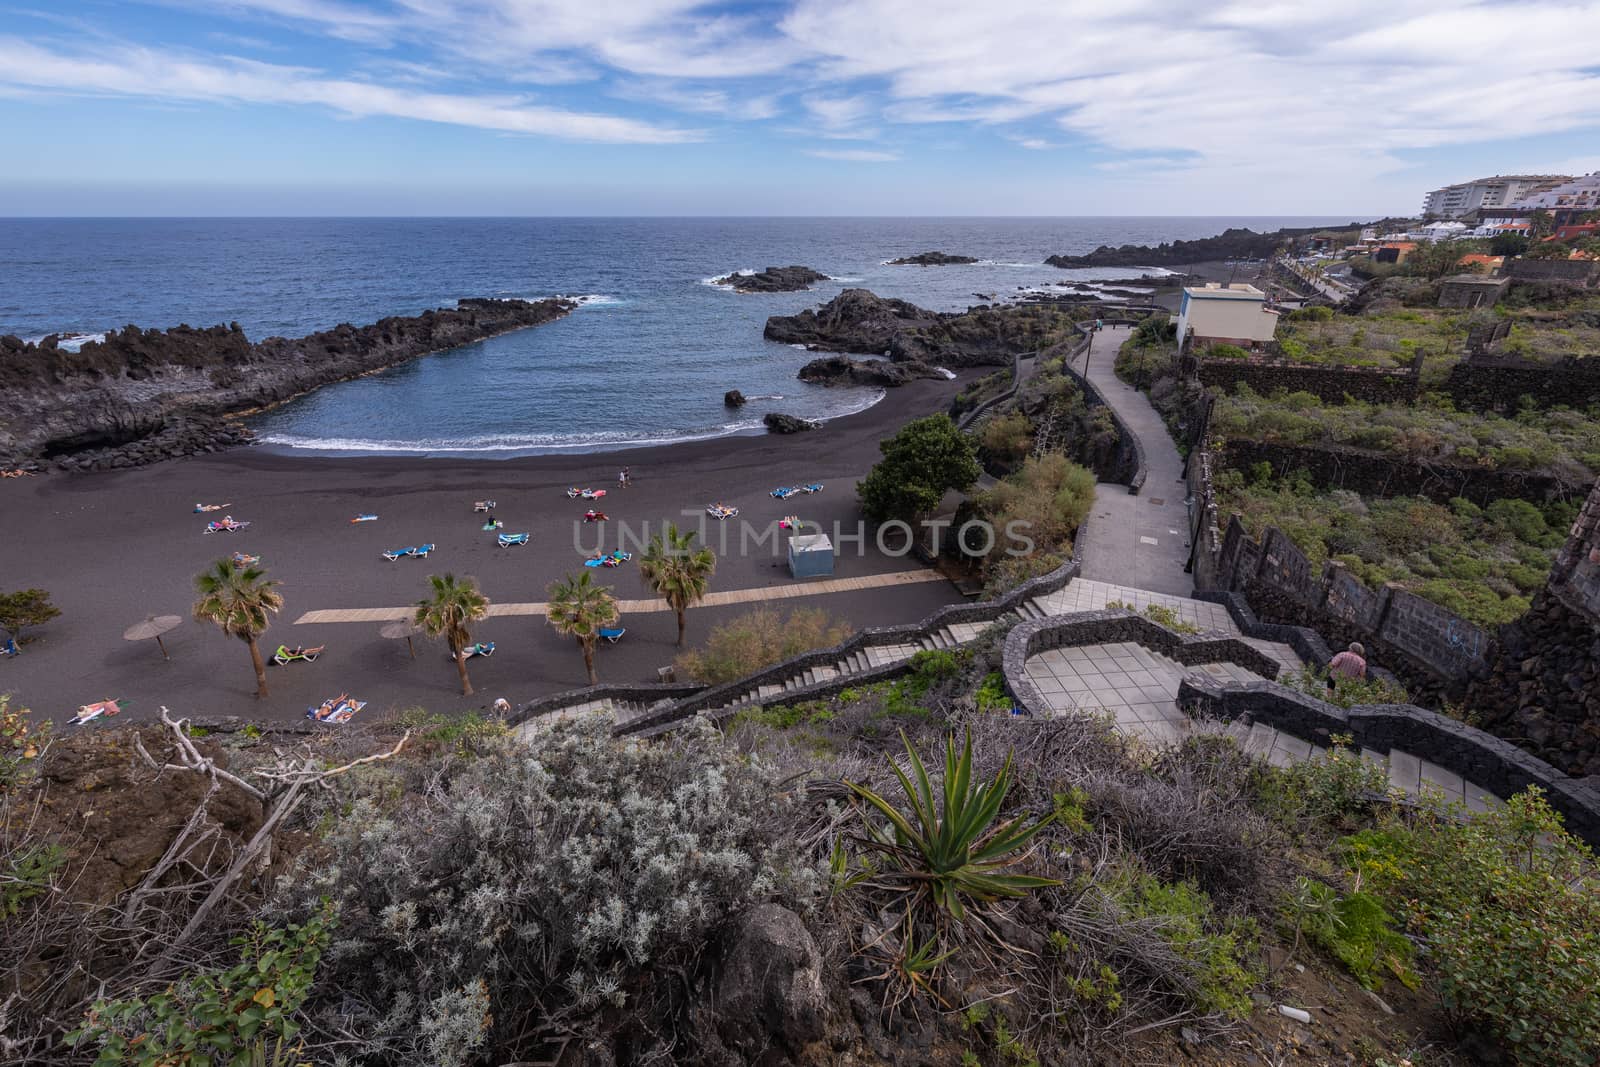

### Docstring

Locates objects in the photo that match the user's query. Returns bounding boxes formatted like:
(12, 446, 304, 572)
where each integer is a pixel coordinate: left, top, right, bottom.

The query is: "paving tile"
(1387, 749, 1423, 794)
(1419, 760, 1466, 803)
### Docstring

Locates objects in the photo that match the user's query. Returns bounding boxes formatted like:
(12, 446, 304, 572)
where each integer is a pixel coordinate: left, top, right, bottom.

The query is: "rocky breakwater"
(797, 355, 945, 388)
(767, 289, 1089, 368)
(886, 250, 978, 266)
(712, 266, 830, 293)
(0, 298, 575, 472)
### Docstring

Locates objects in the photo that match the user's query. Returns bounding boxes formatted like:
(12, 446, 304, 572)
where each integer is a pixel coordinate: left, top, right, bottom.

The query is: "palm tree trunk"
(248, 637, 269, 697)
(455, 649, 474, 696)
(581, 638, 597, 685)
(676, 608, 687, 647)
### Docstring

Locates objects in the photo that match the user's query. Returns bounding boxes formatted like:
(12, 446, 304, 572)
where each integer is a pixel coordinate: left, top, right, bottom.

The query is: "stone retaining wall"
(1442, 352, 1600, 414)
(1199, 354, 1420, 405)
(1218, 439, 1578, 505)
(1211, 516, 1489, 703)
(1178, 676, 1600, 848)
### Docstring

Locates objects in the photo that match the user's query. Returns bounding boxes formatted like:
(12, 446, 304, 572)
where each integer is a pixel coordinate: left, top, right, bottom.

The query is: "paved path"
(293, 567, 948, 625)
(1068, 326, 1195, 597)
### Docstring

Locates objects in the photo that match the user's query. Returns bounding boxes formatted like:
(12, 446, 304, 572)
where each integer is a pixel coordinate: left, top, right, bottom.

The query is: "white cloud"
(805, 147, 898, 162)
(614, 79, 781, 120)
(0, 36, 702, 143)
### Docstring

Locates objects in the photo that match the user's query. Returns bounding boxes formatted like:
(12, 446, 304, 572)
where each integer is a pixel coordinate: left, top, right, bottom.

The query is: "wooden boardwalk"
(292, 567, 949, 625)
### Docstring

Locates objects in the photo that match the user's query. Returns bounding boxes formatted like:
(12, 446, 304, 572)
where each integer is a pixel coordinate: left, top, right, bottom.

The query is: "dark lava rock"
(887, 250, 978, 266)
(798, 355, 944, 387)
(764, 412, 818, 434)
(712, 265, 830, 293)
(724, 389, 747, 407)
(2, 297, 575, 471)
(763, 288, 941, 355)
(712, 904, 828, 1058)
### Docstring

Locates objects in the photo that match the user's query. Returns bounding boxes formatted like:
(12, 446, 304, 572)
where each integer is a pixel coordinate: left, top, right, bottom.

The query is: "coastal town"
(5, 3, 1600, 1062)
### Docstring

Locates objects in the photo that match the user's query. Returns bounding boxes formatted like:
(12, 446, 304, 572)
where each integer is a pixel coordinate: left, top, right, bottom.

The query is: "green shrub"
(843, 729, 1058, 922)
(1281, 667, 1410, 709)
(2, 842, 65, 919)
(1341, 789, 1600, 1065)
(974, 671, 1012, 714)
(1207, 343, 1250, 360)
(1, 695, 48, 793)
(69, 906, 335, 1067)
(978, 411, 1035, 468)
(677, 606, 852, 684)
(1282, 878, 1415, 990)
(1113, 871, 1259, 1018)
(275, 720, 825, 1065)
(1253, 734, 1390, 827)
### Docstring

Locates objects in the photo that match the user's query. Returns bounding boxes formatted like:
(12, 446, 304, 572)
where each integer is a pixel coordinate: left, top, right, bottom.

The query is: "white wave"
(973, 260, 1045, 268)
(559, 293, 624, 307)
(255, 389, 884, 456)
(22, 331, 105, 351)
(745, 393, 784, 401)
(699, 268, 757, 288)
(789, 343, 809, 350)
(829, 276, 864, 283)
(934, 367, 957, 380)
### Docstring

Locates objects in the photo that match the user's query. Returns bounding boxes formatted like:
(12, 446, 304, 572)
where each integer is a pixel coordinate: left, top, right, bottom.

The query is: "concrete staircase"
(518, 597, 1066, 735)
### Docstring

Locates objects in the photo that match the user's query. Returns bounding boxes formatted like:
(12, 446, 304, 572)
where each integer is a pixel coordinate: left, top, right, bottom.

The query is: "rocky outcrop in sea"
(797, 355, 944, 388)
(765, 289, 1092, 378)
(886, 251, 978, 266)
(0, 297, 575, 471)
(1043, 220, 1394, 269)
(763, 413, 818, 434)
(712, 266, 830, 293)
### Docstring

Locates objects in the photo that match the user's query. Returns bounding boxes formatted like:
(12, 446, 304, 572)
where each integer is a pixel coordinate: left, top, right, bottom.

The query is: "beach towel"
(71, 699, 127, 726)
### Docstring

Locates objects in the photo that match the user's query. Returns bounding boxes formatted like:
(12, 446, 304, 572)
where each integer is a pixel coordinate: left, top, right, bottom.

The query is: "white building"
(1509, 172, 1600, 212)
(1176, 283, 1280, 351)
(1409, 221, 1471, 242)
(1422, 175, 1570, 218)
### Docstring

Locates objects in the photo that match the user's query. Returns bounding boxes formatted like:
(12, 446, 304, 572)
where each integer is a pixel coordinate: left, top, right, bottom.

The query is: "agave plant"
(845, 729, 1058, 922)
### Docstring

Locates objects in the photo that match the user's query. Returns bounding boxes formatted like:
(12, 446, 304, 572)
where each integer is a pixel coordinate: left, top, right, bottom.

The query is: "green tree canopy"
(194, 560, 283, 698)
(639, 523, 716, 648)
(546, 570, 620, 685)
(0, 588, 61, 645)
(857, 414, 981, 525)
(415, 573, 490, 696)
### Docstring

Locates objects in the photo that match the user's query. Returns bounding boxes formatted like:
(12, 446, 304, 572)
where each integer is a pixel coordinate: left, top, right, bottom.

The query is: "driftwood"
(134, 706, 409, 958)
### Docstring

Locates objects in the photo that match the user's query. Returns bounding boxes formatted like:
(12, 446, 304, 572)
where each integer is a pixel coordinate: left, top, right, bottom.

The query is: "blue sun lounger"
(1, 638, 16, 658)
(770, 486, 798, 499)
(498, 532, 529, 547)
(599, 627, 626, 643)
(801, 483, 824, 494)
(382, 543, 435, 561)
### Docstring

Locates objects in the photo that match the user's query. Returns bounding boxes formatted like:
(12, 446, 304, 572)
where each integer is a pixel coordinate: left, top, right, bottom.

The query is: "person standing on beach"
(619, 466, 631, 488)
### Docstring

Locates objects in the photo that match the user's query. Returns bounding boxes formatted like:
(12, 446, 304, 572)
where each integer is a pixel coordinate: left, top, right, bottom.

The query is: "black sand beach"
(1, 375, 976, 727)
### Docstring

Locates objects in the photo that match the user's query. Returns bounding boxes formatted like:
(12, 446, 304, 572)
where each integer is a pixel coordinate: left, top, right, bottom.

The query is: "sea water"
(0, 217, 1343, 456)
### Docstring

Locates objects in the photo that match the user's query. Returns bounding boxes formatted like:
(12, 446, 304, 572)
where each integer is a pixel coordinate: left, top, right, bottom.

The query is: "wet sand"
(0, 375, 977, 727)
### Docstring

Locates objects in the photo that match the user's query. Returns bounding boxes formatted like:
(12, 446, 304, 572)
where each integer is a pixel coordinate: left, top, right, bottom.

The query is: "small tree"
(0, 589, 61, 646)
(546, 571, 619, 685)
(1524, 240, 1577, 260)
(857, 414, 980, 526)
(193, 560, 282, 698)
(416, 574, 490, 696)
(676, 606, 852, 684)
(639, 523, 716, 647)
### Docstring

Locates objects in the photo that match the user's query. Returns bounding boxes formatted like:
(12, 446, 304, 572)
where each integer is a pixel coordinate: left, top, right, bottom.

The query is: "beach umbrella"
(123, 614, 182, 661)
(381, 619, 422, 660)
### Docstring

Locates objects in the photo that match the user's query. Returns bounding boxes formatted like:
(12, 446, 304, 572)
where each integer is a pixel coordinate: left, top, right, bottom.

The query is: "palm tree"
(416, 573, 490, 696)
(193, 559, 284, 698)
(639, 522, 716, 647)
(546, 570, 619, 685)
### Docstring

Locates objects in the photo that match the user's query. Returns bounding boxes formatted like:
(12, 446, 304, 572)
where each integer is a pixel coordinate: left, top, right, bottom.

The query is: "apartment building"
(1422, 175, 1570, 218)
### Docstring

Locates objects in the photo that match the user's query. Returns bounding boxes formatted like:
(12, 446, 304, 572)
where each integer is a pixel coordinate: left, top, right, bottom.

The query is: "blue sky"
(3, 0, 1599, 216)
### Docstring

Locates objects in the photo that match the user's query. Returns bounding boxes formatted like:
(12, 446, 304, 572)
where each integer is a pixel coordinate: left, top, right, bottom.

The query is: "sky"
(3, 0, 1600, 216)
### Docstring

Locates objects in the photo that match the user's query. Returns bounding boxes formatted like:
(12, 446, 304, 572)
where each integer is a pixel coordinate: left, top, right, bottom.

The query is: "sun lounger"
(351, 513, 378, 523)
(482, 519, 503, 531)
(584, 551, 632, 568)
(770, 486, 799, 499)
(71, 698, 127, 726)
(382, 544, 433, 560)
(460, 641, 495, 659)
(473, 500, 497, 512)
(272, 643, 324, 665)
(705, 504, 739, 520)
(599, 627, 626, 643)
(583, 510, 608, 522)
(194, 502, 231, 513)
(0, 638, 16, 658)
(204, 518, 250, 533)
(306, 694, 366, 724)
(801, 483, 824, 494)
(498, 532, 529, 547)
(230, 552, 260, 567)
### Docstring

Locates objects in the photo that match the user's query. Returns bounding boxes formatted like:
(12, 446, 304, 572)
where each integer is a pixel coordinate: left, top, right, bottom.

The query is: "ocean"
(0, 217, 1343, 456)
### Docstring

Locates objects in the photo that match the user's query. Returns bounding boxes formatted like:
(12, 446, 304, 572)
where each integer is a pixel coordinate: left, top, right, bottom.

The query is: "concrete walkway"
(292, 567, 948, 625)
(1069, 326, 1195, 597)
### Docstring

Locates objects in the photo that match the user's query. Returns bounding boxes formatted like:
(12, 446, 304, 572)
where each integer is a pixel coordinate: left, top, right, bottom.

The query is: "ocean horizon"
(1, 216, 1349, 457)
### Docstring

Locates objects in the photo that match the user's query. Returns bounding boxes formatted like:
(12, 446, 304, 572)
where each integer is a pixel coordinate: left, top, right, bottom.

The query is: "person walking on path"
(1327, 642, 1367, 688)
